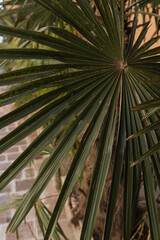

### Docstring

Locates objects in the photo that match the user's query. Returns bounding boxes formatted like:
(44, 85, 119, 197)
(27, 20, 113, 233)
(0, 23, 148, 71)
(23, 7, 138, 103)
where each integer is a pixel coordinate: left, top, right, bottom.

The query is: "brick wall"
(0, 105, 43, 240)
(0, 90, 77, 239)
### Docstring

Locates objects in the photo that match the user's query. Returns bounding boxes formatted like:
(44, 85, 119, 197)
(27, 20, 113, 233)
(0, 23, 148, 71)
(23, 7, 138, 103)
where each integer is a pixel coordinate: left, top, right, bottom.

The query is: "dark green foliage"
(0, 1, 160, 239)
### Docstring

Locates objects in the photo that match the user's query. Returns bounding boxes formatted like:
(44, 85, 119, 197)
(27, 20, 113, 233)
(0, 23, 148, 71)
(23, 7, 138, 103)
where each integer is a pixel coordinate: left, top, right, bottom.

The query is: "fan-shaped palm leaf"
(129, 76, 160, 165)
(0, 1, 160, 240)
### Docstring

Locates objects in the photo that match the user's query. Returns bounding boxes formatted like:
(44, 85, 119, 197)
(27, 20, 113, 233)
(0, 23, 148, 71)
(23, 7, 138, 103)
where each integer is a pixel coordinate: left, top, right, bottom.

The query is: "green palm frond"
(0, 194, 68, 240)
(0, 1, 160, 240)
(130, 76, 160, 165)
(0, 0, 57, 30)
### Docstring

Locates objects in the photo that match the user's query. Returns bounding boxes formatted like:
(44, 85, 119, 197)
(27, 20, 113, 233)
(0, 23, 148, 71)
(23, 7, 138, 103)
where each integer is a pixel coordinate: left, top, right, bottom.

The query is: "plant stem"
(120, 0, 125, 60)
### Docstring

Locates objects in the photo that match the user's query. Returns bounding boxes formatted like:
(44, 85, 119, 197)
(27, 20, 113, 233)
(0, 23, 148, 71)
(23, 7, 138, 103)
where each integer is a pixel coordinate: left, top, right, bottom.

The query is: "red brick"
(1, 184, 11, 193)
(6, 233, 17, 240)
(0, 210, 12, 224)
(26, 208, 36, 221)
(15, 172, 22, 179)
(8, 126, 16, 131)
(0, 155, 6, 161)
(0, 133, 7, 138)
(35, 156, 43, 160)
(35, 221, 43, 236)
(16, 179, 34, 191)
(6, 221, 35, 240)
(0, 128, 8, 133)
(25, 168, 35, 178)
(16, 140, 27, 145)
(20, 145, 27, 151)
(5, 147, 19, 153)
(7, 154, 20, 161)
(0, 163, 10, 171)
(0, 194, 12, 206)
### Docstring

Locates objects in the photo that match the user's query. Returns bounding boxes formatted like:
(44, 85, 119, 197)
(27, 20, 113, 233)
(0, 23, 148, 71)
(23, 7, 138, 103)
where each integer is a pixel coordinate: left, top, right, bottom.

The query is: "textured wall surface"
(0, 89, 77, 240)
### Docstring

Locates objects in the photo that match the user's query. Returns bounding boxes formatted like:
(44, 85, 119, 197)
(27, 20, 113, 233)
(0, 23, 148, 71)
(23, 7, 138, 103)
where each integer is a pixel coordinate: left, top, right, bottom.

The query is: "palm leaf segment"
(130, 77, 160, 164)
(0, 0, 56, 30)
(0, 1, 160, 239)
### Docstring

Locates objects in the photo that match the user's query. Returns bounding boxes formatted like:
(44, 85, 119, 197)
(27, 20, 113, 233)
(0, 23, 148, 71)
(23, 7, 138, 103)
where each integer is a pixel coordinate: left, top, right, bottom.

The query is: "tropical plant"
(0, 1, 160, 240)
(0, 195, 69, 240)
(0, 0, 56, 30)
(130, 76, 160, 165)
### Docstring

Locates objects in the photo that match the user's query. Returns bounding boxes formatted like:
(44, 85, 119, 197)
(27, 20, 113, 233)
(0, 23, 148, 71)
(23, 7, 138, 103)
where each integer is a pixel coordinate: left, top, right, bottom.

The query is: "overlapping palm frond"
(0, 0, 57, 30)
(0, 195, 69, 240)
(130, 77, 160, 165)
(0, 1, 160, 240)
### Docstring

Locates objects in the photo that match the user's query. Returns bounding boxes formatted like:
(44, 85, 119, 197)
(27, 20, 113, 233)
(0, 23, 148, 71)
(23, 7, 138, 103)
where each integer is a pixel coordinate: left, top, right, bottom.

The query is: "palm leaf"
(0, 1, 160, 240)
